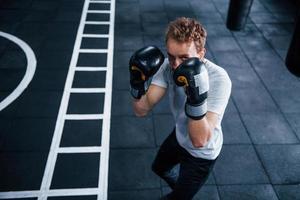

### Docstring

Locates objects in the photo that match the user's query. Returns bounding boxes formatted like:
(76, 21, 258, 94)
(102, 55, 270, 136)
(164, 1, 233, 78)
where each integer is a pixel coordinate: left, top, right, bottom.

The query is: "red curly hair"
(166, 17, 207, 52)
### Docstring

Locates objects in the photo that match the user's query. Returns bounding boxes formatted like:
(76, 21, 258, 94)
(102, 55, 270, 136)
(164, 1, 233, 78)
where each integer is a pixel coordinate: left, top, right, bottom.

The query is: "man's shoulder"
(159, 59, 172, 78)
(204, 58, 225, 71)
(151, 58, 171, 88)
(204, 58, 230, 81)
(161, 58, 171, 70)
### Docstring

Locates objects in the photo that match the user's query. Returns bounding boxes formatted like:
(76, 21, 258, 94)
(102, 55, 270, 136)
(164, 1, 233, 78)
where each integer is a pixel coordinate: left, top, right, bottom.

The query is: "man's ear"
(198, 48, 206, 60)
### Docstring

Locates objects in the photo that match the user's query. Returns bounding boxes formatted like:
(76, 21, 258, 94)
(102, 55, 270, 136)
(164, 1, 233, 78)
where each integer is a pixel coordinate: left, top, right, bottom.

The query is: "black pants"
(152, 129, 216, 200)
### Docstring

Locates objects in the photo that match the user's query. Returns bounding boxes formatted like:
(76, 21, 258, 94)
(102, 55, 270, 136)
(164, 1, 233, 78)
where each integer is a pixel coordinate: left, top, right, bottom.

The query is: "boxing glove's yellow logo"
(131, 65, 146, 81)
(177, 76, 189, 86)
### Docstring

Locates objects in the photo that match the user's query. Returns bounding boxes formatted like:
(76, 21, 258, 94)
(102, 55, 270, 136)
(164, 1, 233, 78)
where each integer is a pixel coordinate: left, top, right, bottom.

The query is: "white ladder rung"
(82, 34, 109, 38)
(79, 49, 108, 53)
(65, 114, 104, 120)
(70, 88, 106, 93)
(85, 21, 110, 25)
(90, 0, 111, 3)
(75, 66, 107, 71)
(87, 10, 110, 14)
(47, 188, 100, 196)
(58, 146, 102, 153)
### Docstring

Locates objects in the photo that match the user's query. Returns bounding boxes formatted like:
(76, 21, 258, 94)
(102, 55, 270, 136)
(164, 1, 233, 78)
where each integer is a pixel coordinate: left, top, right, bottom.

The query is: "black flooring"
(0, 0, 300, 199)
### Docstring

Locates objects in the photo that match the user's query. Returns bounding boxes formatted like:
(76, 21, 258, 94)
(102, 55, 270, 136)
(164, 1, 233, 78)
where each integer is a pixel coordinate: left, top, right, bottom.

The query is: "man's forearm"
(188, 116, 213, 148)
(132, 95, 152, 117)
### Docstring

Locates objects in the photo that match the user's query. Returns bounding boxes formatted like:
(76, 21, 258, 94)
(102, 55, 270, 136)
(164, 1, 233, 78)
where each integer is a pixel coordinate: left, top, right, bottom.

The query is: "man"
(129, 17, 232, 200)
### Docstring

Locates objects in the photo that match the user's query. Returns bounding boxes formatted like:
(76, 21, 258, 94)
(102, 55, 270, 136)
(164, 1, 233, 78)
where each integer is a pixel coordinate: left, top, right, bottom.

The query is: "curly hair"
(165, 17, 207, 52)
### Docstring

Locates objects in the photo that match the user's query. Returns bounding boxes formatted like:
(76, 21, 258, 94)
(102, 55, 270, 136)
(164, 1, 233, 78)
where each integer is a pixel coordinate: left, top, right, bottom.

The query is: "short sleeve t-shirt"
(151, 58, 232, 160)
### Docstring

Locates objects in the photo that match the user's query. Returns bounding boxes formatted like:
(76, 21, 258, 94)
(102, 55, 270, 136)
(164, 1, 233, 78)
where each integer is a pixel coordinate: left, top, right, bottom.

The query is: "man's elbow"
(191, 132, 212, 148)
(134, 110, 148, 117)
(191, 139, 207, 148)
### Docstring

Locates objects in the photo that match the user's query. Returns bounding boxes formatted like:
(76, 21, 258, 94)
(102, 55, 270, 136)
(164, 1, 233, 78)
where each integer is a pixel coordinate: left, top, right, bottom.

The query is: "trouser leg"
(152, 130, 180, 189)
(165, 152, 216, 200)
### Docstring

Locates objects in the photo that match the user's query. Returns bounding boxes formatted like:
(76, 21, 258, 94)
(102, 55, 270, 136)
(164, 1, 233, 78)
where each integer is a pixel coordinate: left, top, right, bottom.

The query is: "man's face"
(166, 37, 205, 70)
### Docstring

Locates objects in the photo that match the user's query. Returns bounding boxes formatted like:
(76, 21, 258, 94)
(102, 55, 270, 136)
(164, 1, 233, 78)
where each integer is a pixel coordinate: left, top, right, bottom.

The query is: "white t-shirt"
(151, 58, 232, 160)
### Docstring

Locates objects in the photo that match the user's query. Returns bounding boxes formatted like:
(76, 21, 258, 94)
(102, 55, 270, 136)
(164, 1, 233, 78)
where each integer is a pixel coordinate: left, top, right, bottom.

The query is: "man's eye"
(181, 57, 188, 61)
(168, 56, 175, 61)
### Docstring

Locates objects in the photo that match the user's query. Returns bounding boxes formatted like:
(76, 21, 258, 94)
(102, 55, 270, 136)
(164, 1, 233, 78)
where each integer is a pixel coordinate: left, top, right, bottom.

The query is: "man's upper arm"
(148, 59, 169, 109)
(207, 68, 232, 121)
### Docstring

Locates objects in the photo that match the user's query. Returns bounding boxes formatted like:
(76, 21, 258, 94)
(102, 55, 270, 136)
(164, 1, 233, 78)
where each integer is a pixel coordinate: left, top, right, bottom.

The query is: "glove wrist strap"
(130, 79, 152, 99)
(130, 87, 142, 99)
(185, 100, 207, 120)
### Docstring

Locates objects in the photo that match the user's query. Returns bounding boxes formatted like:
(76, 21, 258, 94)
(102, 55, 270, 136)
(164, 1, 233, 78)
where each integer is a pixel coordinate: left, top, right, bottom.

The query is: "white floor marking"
(75, 66, 107, 71)
(0, 31, 37, 111)
(97, 0, 114, 198)
(70, 88, 107, 93)
(87, 10, 111, 14)
(64, 114, 104, 120)
(83, 34, 109, 38)
(58, 146, 103, 153)
(79, 49, 108, 53)
(90, 1, 111, 3)
(0, 188, 102, 199)
(85, 21, 110, 25)
(0, 0, 114, 199)
(0, 191, 41, 199)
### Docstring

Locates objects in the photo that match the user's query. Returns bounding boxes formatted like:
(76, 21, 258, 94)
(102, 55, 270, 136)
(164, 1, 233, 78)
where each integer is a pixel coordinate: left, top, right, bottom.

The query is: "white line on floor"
(85, 21, 110, 25)
(90, 1, 111, 3)
(87, 10, 111, 14)
(38, 0, 90, 199)
(75, 66, 107, 71)
(0, 188, 101, 199)
(0, 31, 37, 111)
(97, 0, 115, 198)
(83, 34, 109, 38)
(64, 114, 104, 120)
(58, 146, 102, 153)
(70, 88, 107, 93)
(0, 0, 115, 198)
(79, 49, 108, 53)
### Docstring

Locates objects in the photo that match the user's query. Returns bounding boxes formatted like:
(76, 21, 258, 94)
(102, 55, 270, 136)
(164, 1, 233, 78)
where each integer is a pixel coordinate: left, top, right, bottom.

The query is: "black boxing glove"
(173, 57, 209, 120)
(129, 46, 165, 99)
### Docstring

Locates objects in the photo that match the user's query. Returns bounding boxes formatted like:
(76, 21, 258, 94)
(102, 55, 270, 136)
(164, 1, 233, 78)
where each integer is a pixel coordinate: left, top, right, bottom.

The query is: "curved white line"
(0, 31, 37, 111)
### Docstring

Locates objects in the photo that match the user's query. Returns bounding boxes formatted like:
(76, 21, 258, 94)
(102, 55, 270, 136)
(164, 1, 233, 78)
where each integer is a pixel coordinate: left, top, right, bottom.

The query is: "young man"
(129, 17, 232, 200)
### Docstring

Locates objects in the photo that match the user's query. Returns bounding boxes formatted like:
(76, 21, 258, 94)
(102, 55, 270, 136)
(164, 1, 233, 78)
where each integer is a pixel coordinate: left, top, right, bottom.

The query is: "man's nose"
(171, 58, 181, 70)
